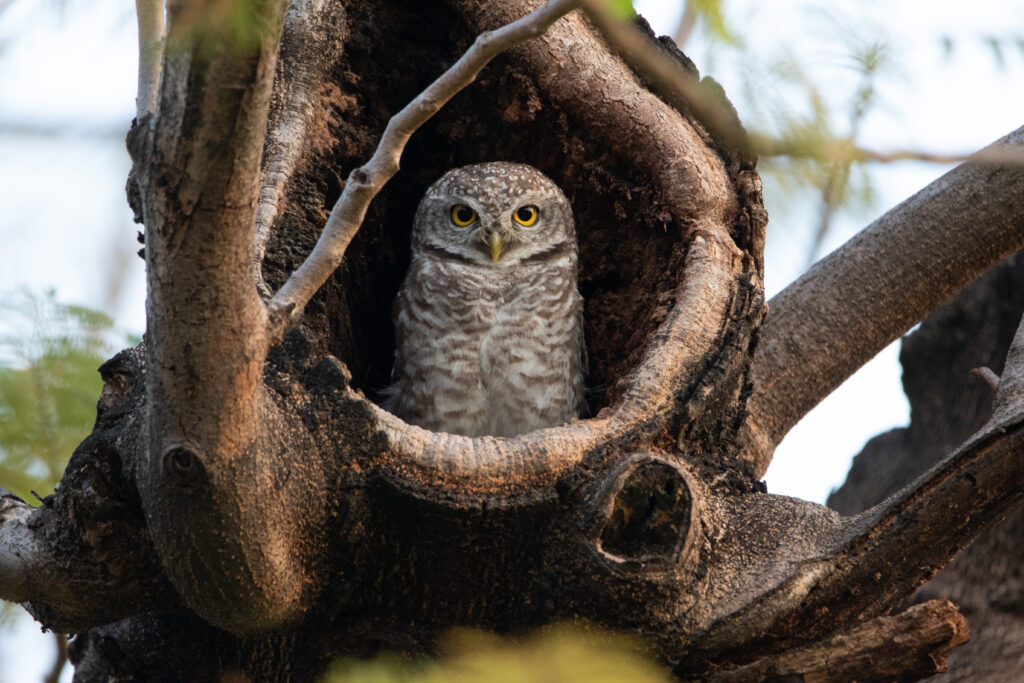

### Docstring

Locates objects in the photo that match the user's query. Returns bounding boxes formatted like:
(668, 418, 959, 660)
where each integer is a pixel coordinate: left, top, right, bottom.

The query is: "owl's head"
(412, 162, 576, 266)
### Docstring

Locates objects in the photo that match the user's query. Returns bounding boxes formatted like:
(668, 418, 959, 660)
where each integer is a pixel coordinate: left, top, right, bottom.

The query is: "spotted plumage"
(385, 162, 585, 437)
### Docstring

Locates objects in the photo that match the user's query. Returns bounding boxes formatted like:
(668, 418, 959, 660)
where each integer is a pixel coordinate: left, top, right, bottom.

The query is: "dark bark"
(829, 249, 1024, 681)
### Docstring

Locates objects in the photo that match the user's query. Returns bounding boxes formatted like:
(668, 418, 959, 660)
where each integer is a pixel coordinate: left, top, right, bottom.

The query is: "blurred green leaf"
(324, 623, 673, 683)
(168, 0, 280, 58)
(0, 289, 124, 503)
(689, 0, 737, 45)
(604, 0, 636, 20)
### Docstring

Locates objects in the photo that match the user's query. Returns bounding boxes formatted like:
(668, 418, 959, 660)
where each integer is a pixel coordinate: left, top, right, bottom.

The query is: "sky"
(1, 1, 1023, 680)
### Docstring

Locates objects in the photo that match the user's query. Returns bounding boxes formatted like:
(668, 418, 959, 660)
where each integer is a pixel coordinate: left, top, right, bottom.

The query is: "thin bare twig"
(267, 0, 581, 340)
(581, 5, 1024, 170)
(757, 137, 1024, 167)
(971, 366, 1000, 392)
(135, 0, 164, 119)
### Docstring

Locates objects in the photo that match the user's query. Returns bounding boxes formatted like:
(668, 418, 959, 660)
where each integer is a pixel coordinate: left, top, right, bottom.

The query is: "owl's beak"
(489, 232, 504, 262)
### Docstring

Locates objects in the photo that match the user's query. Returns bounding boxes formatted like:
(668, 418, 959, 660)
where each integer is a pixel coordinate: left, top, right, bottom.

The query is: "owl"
(385, 162, 585, 438)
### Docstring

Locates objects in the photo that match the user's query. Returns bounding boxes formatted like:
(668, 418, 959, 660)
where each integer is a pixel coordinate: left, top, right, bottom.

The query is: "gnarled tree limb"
(738, 125, 1024, 476)
(683, 308, 1024, 668)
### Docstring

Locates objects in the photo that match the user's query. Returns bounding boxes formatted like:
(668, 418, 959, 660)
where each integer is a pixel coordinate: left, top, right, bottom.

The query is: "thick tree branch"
(738, 125, 1024, 476)
(136, 0, 290, 464)
(0, 473, 171, 634)
(267, 0, 582, 339)
(681, 309, 1024, 669)
(127, 0, 325, 633)
(0, 488, 41, 605)
(134, 0, 164, 119)
(746, 310, 1024, 651)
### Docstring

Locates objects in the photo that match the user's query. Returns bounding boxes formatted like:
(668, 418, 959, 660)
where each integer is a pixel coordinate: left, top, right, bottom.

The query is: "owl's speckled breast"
(386, 162, 585, 438)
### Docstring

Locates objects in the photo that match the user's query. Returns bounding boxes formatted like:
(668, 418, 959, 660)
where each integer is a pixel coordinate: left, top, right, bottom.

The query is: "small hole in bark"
(598, 461, 692, 561)
(163, 446, 207, 489)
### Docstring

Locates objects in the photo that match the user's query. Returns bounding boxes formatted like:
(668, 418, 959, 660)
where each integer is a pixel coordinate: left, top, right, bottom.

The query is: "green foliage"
(0, 289, 124, 503)
(688, 0, 736, 45)
(605, 0, 637, 21)
(323, 624, 674, 683)
(677, 2, 898, 258)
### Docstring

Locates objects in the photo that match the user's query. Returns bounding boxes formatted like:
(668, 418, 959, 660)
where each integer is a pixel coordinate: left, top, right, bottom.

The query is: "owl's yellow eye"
(513, 205, 539, 227)
(451, 204, 477, 226)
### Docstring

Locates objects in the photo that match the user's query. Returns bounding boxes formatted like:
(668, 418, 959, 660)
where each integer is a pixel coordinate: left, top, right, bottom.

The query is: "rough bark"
(709, 600, 969, 683)
(830, 249, 1024, 681)
(1, 1, 1022, 681)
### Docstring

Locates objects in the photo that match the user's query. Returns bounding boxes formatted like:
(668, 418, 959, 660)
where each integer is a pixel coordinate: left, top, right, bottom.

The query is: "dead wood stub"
(708, 600, 969, 683)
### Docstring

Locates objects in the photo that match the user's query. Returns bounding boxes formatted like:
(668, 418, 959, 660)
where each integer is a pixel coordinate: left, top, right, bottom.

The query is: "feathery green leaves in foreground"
(323, 624, 674, 683)
(0, 289, 129, 503)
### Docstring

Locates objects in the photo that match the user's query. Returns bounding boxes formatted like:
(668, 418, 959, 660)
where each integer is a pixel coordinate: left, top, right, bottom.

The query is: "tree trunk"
(2, 1, 1024, 681)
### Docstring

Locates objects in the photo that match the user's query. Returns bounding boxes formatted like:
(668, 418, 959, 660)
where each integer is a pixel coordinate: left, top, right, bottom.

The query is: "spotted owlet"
(385, 162, 585, 437)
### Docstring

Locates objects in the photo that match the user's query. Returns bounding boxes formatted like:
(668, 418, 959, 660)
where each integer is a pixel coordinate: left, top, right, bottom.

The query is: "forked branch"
(713, 308, 1024, 658)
